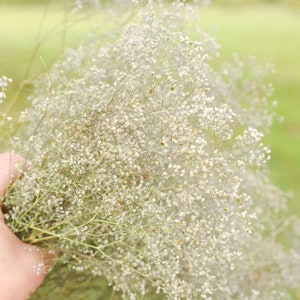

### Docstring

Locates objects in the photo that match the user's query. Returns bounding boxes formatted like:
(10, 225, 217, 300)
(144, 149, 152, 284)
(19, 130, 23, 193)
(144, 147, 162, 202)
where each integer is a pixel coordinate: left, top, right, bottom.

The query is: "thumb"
(0, 152, 28, 197)
(0, 152, 28, 222)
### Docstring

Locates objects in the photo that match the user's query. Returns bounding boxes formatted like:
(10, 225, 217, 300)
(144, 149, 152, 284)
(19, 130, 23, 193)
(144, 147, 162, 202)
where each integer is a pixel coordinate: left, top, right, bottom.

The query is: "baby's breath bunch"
(3, 1, 300, 299)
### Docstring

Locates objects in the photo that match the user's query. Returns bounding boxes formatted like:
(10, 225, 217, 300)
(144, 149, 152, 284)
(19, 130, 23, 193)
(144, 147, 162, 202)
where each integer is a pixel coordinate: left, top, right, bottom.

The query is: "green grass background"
(199, 3, 300, 216)
(0, 1, 299, 299)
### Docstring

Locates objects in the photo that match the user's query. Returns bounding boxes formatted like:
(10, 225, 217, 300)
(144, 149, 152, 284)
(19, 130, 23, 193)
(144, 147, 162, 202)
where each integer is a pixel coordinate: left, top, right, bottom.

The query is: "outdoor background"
(0, 0, 299, 298)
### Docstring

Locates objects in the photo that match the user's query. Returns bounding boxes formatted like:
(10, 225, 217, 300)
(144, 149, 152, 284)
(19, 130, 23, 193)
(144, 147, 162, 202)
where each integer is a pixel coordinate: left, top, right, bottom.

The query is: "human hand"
(0, 152, 56, 300)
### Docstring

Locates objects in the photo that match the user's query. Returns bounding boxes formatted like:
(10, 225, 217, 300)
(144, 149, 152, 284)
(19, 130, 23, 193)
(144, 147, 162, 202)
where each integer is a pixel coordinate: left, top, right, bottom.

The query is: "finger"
(0, 152, 28, 197)
(20, 245, 58, 294)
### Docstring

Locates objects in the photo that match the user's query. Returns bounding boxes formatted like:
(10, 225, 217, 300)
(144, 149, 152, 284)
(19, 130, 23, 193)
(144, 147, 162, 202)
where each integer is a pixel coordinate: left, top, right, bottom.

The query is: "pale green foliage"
(2, 1, 300, 299)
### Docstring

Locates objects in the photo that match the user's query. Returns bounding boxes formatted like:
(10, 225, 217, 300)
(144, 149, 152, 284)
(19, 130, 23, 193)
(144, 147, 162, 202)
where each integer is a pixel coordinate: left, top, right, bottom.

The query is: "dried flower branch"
(1, 1, 300, 299)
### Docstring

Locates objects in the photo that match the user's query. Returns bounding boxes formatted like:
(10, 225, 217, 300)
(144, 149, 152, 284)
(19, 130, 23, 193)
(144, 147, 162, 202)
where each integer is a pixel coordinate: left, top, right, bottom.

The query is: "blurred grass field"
(0, 1, 300, 298)
(199, 3, 300, 215)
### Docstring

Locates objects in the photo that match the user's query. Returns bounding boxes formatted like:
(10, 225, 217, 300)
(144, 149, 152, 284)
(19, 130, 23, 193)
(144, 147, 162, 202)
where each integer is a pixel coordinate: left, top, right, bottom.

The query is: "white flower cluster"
(4, 1, 300, 299)
(71, 0, 210, 7)
(0, 76, 12, 105)
(69, 0, 211, 14)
